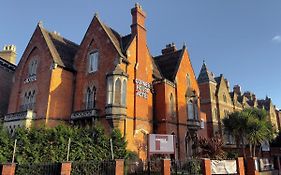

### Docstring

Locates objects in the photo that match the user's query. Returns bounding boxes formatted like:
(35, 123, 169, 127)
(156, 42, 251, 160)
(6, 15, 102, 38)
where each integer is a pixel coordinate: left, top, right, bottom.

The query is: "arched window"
(85, 87, 96, 109)
(187, 100, 194, 119)
(186, 74, 191, 87)
(170, 93, 175, 117)
(223, 94, 227, 103)
(28, 60, 38, 76)
(89, 52, 99, 73)
(107, 77, 113, 104)
(114, 78, 121, 105)
(121, 80, 127, 106)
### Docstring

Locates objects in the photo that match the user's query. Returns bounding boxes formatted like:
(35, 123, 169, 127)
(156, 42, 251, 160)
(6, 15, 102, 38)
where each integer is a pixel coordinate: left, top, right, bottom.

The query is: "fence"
(71, 160, 116, 175)
(171, 159, 203, 175)
(125, 160, 162, 175)
(15, 162, 61, 175)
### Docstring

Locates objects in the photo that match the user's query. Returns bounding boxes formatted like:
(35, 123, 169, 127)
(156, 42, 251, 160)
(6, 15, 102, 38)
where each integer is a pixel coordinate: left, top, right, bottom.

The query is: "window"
(85, 86, 96, 109)
(28, 60, 38, 76)
(107, 77, 113, 104)
(114, 78, 121, 105)
(170, 93, 175, 117)
(223, 94, 227, 103)
(89, 52, 98, 73)
(121, 80, 127, 106)
(187, 100, 194, 119)
(22, 90, 36, 111)
(186, 74, 191, 87)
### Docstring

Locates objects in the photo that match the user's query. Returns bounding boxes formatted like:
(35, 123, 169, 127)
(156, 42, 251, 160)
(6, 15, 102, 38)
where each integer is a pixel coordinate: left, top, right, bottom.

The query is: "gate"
(71, 160, 116, 175)
(171, 159, 203, 175)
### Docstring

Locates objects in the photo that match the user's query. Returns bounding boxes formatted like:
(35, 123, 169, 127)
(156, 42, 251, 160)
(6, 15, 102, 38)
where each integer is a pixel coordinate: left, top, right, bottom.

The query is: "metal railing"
(125, 160, 161, 175)
(171, 159, 203, 175)
(15, 162, 61, 175)
(71, 160, 116, 175)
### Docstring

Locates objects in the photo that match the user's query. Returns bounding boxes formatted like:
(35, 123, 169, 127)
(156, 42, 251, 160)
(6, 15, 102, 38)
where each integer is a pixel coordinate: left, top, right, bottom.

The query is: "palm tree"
(223, 108, 275, 158)
(222, 111, 248, 158)
(244, 108, 275, 157)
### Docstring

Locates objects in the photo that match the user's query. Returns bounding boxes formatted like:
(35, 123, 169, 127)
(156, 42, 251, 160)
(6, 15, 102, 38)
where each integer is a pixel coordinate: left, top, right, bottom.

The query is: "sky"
(0, 0, 280, 108)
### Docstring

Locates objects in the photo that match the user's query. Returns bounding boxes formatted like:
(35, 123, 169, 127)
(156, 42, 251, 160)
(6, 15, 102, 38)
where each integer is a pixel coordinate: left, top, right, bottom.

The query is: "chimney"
(161, 43, 177, 55)
(131, 3, 146, 37)
(0, 45, 16, 64)
(233, 85, 241, 95)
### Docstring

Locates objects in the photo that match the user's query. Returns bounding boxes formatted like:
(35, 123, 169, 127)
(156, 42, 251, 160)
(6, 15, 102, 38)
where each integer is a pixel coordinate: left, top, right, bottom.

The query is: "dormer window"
(89, 52, 98, 73)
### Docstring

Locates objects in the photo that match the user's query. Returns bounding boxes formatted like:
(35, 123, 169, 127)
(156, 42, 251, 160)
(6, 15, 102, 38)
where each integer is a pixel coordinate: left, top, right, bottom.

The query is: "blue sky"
(1, 0, 280, 108)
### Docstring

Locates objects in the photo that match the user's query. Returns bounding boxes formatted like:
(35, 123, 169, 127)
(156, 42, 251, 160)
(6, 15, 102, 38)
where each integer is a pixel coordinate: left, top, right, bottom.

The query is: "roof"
(39, 25, 79, 70)
(197, 62, 216, 84)
(0, 56, 16, 71)
(153, 48, 184, 82)
(97, 16, 133, 59)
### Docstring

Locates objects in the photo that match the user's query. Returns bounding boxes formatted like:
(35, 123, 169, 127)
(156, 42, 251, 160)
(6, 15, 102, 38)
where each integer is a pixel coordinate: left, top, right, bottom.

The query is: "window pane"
(188, 102, 194, 119)
(114, 78, 121, 105)
(121, 80, 127, 106)
(107, 77, 113, 104)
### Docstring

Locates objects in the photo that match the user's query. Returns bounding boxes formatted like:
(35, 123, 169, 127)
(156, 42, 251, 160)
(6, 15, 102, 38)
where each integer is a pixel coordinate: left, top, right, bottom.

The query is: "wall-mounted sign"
(148, 134, 174, 154)
(135, 79, 151, 99)
(24, 75, 37, 84)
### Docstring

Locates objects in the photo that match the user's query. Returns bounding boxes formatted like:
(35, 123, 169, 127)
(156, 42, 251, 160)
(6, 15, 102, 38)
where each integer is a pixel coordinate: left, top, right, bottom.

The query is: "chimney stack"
(0, 45, 16, 65)
(233, 85, 241, 95)
(161, 43, 177, 55)
(131, 3, 146, 37)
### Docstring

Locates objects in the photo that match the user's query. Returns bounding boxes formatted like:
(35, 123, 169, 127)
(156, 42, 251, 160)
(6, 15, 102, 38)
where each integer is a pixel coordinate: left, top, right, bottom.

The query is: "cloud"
(272, 35, 281, 43)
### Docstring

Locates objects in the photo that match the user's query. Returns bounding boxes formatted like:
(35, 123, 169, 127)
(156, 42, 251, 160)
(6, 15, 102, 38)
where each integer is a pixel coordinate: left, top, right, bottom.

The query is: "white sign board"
(211, 160, 237, 174)
(148, 134, 174, 154)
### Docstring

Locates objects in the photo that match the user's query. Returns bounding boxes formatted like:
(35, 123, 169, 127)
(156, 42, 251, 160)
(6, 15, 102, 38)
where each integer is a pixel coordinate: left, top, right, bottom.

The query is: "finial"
(94, 12, 99, 18)
(203, 59, 206, 64)
(183, 42, 186, 47)
(38, 21, 43, 27)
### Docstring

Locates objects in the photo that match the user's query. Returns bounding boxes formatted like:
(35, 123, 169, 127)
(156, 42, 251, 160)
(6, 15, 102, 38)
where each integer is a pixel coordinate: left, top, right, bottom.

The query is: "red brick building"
(0, 45, 16, 119)
(4, 4, 206, 160)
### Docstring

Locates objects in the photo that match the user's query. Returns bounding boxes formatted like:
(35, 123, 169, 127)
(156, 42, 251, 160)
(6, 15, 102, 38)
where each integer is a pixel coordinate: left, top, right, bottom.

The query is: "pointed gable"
(197, 62, 216, 84)
(39, 25, 79, 70)
(78, 15, 133, 62)
(153, 45, 184, 82)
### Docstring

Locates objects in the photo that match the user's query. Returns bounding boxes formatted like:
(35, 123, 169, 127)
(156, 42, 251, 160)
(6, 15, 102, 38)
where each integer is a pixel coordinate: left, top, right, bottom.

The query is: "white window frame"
(89, 52, 99, 73)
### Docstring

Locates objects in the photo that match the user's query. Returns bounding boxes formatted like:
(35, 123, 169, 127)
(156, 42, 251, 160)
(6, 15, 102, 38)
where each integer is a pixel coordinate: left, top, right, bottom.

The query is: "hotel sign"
(135, 79, 151, 99)
(148, 134, 175, 154)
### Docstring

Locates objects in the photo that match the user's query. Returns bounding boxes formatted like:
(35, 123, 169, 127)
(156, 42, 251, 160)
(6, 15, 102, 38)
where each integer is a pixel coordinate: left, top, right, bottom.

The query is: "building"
(0, 45, 16, 119)
(198, 62, 281, 145)
(5, 22, 79, 132)
(4, 4, 205, 160)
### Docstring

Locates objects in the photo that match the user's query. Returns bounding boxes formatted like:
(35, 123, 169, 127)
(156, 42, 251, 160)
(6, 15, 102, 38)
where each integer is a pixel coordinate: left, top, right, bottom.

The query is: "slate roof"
(153, 48, 184, 82)
(197, 62, 216, 84)
(39, 25, 79, 71)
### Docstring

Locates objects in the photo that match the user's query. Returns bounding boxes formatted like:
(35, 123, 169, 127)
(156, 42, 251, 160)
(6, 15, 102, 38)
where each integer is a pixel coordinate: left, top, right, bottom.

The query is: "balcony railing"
(4, 110, 36, 122)
(71, 109, 98, 120)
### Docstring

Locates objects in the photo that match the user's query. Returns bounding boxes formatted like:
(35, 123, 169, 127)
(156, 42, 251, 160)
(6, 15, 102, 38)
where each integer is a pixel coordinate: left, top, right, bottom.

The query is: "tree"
(222, 111, 248, 158)
(0, 124, 129, 163)
(196, 135, 226, 159)
(223, 108, 275, 158)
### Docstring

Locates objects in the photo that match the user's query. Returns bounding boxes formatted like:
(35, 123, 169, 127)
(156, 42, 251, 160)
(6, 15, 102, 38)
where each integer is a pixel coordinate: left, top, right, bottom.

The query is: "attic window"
(28, 60, 38, 76)
(88, 52, 99, 73)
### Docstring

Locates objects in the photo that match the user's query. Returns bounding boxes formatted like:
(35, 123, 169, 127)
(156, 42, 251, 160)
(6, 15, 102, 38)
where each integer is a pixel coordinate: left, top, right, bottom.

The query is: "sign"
(211, 160, 237, 174)
(135, 79, 151, 99)
(148, 134, 174, 154)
